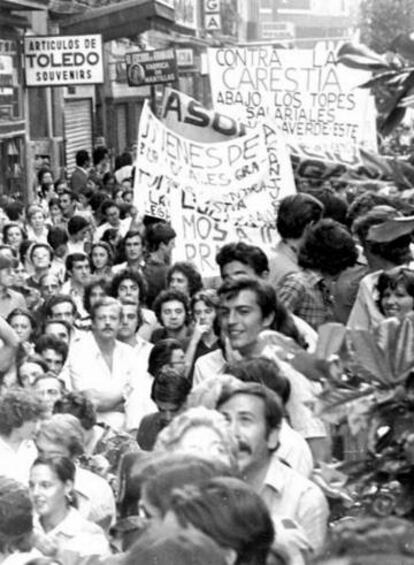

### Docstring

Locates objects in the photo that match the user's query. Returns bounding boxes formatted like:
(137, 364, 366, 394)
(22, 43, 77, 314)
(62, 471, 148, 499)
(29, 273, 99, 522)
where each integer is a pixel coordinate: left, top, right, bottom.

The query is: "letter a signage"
(205, 13, 221, 31)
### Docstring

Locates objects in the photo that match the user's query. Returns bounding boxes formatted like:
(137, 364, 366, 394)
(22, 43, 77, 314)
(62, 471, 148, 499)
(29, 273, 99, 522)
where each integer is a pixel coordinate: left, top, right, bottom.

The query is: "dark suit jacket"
(70, 166, 88, 193)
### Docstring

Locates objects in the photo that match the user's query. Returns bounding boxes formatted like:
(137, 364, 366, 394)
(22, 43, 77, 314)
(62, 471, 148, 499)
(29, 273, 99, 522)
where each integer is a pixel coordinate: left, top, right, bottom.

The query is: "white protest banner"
(24, 35, 103, 86)
(134, 99, 295, 275)
(207, 43, 377, 147)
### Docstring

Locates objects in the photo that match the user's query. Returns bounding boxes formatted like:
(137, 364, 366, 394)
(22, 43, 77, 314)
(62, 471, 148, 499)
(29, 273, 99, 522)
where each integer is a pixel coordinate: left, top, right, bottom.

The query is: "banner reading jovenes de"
(134, 99, 295, 275)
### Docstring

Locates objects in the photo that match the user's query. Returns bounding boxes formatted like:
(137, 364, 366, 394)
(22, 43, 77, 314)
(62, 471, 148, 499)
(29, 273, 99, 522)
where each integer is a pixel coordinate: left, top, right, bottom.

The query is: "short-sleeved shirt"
(261, 456, 329, 552)
(278, 269, 335, 330)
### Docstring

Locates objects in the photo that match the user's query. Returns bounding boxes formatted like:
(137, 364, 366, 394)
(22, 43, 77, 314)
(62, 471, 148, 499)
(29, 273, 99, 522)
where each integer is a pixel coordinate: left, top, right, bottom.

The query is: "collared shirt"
(124, 336, 156, 432)
(0, 288, 26, 318)
(34, 507, 110, 559)
(0, 436, 37, 485)
(61, 331, 136, 430)
(261, 456, 329, 552)
(75, 466, 116, 530)
(269, 240, 301, 289)
(278, 419, 314, 478)
(278, 269, 335, 330)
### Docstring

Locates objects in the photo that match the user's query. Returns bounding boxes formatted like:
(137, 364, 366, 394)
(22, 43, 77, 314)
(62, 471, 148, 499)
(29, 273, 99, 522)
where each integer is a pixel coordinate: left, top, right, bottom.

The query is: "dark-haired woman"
(376, 266, 414, 320)
(29, 456, 109, 562)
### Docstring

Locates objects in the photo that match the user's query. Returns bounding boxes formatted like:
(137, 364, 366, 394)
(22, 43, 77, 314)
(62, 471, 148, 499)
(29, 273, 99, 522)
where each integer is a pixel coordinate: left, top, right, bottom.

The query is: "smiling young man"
(217, 382, 328, 554)
(193, 278, 275, 385)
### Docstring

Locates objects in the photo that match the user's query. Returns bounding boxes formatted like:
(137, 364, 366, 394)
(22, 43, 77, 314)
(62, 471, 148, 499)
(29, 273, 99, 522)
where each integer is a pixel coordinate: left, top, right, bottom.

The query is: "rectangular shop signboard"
(125, 48, 177, 86)
(24, 35, 103, 87)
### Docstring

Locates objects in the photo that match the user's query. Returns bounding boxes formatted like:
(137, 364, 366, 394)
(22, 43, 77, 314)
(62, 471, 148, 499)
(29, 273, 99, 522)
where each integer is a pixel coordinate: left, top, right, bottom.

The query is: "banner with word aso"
(160, 86, 246, 142)
(207, 43, 377, 148)
(134, 99, 295, 275)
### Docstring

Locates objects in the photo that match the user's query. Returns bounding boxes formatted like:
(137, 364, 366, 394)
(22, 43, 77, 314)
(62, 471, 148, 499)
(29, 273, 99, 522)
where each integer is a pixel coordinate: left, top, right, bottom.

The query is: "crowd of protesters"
(0, 144, 413, 565)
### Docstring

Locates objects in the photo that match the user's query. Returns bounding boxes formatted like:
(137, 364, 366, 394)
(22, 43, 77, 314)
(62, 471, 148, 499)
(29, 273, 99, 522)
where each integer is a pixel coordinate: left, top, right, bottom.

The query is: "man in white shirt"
(116, 300, 156, 432)
(61, 297, 136, 430)
(217, 382, 328, 554)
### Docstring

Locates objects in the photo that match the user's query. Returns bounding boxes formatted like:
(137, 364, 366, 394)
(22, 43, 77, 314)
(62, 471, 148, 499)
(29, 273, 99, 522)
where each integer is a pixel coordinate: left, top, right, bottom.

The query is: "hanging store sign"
(23, 34, 104, 87)
(125, 48, 177, 86)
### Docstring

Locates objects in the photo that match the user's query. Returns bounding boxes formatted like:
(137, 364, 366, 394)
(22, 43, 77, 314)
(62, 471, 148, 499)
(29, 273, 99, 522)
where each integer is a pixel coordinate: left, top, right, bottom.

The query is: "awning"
(0, 0, 48, 10)
(59, 0, 175, 42)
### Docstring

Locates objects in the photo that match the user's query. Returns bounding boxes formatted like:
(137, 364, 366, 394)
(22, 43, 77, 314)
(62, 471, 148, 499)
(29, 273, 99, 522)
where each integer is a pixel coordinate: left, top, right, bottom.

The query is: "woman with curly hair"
(0, 388, 45, 484)
(278, 218, 358, 330)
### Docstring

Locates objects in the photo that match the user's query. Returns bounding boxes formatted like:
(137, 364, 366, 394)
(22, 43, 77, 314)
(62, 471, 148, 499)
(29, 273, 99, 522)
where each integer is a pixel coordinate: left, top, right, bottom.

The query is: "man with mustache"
(61, 297, 136, 430)
(217, 382, 328, 555)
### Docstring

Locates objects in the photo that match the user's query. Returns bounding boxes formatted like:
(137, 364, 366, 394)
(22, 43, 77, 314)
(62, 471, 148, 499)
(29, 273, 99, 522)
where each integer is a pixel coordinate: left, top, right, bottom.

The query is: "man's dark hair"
(75, 149, 90, 168)
(65, 252, 90, 273)
(117, 151, 133, 168)
(218, 277, 275, 323)
(47, 226, 69, 250)
(148, 338, 183, 378)
(34, 334, 68, 363)
(217, 382, 283, 434)
(54, 390, 97, 431)
(67, 215, 89, 237)
(224, 357, 291, 405)
(60, 188, 77, 202)
(4, 201, 24, 221)
(346, 191, 396, 228)
(298, 218, 358, 276)
(145, 222, 176, 252)
(276, 193, 324, 239)
(101, 199, 119, 217)
(167, 262, 203, 296)
(93, 145, 109, 166)
(307, 187, 348, 225)
(215, 242, 269, 276)
(153, 289, 190, 325)
(151, 369, 191, 405)
(89, 191, 107, 213)
(43, 317, 72, 337)
(44, 294, 78, 319)
(0, 389, 45, 436)
(110, 268, 147, 304)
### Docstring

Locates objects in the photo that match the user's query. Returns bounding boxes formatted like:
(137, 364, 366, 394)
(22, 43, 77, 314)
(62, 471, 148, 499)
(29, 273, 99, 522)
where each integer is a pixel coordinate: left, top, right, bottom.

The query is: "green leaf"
(348, 330, 393, 385)
(316, 323, 347, 360)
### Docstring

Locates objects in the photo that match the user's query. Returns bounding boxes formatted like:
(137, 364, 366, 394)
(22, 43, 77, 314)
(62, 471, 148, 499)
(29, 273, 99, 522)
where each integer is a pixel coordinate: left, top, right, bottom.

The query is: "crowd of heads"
(0, 144, 413, 565)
